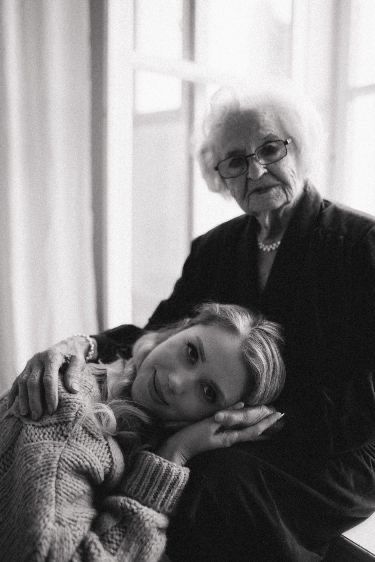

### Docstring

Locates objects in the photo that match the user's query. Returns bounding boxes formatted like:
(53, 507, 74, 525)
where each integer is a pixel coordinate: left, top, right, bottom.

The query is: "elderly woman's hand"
(8, 335, 94, 420)
(157, 404, 284, 466)
(214, 404, 285, 441)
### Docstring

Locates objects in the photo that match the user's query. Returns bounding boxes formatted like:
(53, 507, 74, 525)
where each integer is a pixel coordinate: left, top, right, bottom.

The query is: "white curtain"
(0, 0, 97, 391)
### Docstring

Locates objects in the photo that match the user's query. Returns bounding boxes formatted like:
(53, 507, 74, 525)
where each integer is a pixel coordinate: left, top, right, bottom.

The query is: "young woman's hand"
(156, 404, 284, 466)
(8, 336, 93, 419)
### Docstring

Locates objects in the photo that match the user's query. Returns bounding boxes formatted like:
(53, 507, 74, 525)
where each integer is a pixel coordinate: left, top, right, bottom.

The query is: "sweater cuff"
(122, 451, 189, 515)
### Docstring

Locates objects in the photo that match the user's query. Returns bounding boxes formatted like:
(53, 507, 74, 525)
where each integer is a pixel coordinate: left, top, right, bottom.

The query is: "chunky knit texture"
(0, 370, 189, 561)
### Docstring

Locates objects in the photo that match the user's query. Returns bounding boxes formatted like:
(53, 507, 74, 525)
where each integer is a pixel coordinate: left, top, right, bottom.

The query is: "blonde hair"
(196, 84, 324, 195)
(180, 303, 285, 405)
(91, 303, 285, 449)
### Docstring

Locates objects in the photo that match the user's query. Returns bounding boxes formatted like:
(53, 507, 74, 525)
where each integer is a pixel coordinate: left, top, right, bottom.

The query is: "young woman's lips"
(152, 370, 168, 405)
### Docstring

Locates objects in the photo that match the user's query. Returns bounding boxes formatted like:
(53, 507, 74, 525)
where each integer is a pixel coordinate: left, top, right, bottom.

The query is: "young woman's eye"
(201, 383, 217, 404)
(186, 342, 199, 365)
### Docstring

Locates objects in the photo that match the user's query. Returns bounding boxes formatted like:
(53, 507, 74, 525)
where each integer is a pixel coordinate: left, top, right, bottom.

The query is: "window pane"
(132, 90, 189, 325)
(135, 71, 182, 113)
(344, 94, 375, 214)
(196, 0, 293, 78)
(349, 0, 375, 87)
(135, 0, 183, 60)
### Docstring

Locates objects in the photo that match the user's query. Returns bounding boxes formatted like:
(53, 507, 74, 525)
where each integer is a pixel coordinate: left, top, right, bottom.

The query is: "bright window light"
(135, 71, 181, 114)
(349, 0, 375, 87)
(135, 0, 183, 60)
(345, 94, 375, 214)
(197, 0, 292, 79)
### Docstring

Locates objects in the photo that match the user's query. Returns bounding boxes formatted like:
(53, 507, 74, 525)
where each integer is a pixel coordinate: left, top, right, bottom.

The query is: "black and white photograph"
(1, 1, 375, 560)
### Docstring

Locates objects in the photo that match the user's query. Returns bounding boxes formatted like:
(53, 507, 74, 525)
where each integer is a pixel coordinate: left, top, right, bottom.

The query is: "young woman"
(0, 303, 285, 562)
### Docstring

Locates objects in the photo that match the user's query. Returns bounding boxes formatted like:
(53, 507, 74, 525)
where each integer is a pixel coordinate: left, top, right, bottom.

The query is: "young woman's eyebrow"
(196, 336, 206, 362)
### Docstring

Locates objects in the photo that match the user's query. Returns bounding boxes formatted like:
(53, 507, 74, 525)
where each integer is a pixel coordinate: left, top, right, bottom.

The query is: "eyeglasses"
(214, 138, 292, 179)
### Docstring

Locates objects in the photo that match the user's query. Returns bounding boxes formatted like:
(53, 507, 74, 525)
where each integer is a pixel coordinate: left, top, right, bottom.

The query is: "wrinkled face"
(216, 109, 306, 216)
(131, 324, 248, 422)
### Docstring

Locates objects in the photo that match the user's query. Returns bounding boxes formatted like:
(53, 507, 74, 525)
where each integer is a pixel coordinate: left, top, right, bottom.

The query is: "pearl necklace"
(257, 239, 281, 253)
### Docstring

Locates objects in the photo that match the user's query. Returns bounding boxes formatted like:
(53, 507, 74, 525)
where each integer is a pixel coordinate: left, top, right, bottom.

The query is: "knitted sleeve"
(80, 451, 189, 562)
(0, 374, 189, 562)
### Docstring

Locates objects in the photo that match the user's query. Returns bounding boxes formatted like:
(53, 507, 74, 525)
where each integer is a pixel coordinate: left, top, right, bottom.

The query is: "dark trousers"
(166, 442, 375, 562)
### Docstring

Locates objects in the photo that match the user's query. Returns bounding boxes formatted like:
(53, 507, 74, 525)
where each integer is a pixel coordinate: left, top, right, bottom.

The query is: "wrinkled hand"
(157, 404, 284, 466)
(214, 404, 284, 441)
(8, 336, 92, 419)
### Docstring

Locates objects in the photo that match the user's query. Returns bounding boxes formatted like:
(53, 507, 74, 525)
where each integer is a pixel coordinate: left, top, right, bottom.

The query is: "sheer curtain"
(0, 0, 97, 391)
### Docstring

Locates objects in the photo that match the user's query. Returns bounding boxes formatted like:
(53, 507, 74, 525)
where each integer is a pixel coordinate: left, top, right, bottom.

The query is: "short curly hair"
(196, 84, 324, 195)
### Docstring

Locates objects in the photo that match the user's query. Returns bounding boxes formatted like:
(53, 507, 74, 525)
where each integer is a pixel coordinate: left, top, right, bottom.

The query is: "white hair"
(196, 83, 325, 195)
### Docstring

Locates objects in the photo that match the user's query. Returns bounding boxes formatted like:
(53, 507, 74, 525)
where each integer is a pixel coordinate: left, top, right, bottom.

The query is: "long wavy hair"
(91, 303, 285, 451)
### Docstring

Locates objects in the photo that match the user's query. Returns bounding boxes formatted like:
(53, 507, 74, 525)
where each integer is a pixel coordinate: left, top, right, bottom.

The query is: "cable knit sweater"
(0, 370, 189, 562)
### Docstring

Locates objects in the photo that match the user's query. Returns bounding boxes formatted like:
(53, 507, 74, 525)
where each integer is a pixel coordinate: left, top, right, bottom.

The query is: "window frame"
(100, 0, 374, 325)
(100, 0, 299, 326)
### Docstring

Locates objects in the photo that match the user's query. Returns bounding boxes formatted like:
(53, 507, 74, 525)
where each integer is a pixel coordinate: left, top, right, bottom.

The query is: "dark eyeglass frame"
(214, 138, 292, 179)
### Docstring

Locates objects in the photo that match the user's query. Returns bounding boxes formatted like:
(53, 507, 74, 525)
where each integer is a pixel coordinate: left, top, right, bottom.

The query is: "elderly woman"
(13, 86, 375, 561)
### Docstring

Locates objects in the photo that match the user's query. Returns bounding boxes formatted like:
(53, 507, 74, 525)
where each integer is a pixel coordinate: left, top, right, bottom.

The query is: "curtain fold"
(0, 0, 97, 391)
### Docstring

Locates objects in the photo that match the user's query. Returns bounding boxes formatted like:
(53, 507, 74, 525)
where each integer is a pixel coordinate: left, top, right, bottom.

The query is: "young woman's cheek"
(178, 396, 215, 422)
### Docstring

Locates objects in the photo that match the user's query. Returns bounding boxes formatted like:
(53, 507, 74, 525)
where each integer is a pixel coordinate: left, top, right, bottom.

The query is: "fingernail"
(31, 412, 40, 421)
(277, 412, 285, 419)
(71, 383, 79, 392)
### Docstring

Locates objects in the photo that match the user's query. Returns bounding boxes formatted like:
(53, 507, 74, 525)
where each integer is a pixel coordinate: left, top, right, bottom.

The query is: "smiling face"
(130, 324, 249, 422)
(216, 109, 306, 217)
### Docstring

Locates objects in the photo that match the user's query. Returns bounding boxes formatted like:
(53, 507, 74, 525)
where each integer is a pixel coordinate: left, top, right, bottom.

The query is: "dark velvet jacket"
(95, 184, 375, 460)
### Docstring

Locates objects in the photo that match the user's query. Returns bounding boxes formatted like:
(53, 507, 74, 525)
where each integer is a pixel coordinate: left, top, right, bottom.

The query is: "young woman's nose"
(168, 371, 191, 395)
(246, 157, 267, 180)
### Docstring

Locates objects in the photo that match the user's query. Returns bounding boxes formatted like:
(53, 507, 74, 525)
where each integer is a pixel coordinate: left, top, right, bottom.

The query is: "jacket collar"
(259, 182, 323, 315)
(281, 181, 323, 245)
